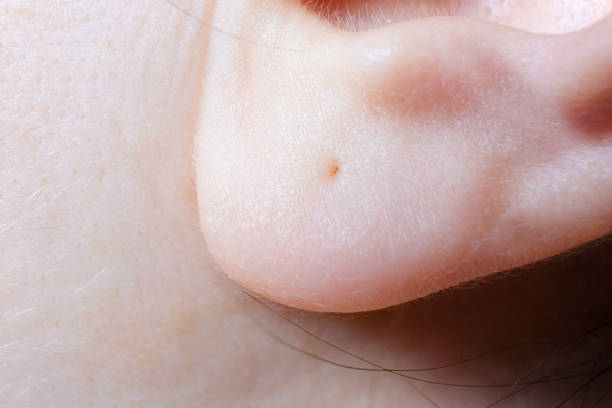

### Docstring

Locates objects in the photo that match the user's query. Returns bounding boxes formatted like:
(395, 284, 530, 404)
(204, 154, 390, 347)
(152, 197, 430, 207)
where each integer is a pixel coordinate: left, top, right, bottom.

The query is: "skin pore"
(1, 0, 611, 407)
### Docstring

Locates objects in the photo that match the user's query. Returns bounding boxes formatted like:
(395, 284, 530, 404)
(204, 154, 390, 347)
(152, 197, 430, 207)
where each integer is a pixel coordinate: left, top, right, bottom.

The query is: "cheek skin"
(195, 6, 612, 313)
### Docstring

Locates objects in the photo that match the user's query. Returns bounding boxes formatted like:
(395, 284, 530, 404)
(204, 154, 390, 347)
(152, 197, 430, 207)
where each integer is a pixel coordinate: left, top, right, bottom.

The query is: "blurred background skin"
(1, 1, 611, 407)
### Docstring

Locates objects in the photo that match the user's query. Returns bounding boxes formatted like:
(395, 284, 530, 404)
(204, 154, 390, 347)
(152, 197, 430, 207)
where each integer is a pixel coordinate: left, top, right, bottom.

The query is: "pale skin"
(1, 1, 612, 407)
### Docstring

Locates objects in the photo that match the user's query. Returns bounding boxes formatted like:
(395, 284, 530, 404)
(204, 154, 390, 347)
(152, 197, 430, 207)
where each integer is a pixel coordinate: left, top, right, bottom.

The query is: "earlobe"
(196, 9, 612, 313)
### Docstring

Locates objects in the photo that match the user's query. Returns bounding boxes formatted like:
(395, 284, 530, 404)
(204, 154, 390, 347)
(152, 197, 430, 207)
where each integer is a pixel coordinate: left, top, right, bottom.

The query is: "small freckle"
(330, 164, 339, 176)
(326, 159, 340, 179)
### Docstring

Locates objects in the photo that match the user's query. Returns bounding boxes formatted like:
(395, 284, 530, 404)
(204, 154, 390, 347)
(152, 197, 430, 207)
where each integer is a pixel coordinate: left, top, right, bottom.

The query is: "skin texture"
(196, 1, 612, 312)
(1, 0, 611, 407)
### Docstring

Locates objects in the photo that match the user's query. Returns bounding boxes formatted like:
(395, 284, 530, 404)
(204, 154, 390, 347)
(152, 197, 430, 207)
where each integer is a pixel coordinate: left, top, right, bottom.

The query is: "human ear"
(195, 5, 612, 313)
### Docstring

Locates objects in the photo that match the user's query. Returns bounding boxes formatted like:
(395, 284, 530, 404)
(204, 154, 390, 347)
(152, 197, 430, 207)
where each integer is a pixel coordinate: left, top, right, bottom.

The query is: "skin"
(1, 0, 611, 406)
(197, 1, 612, 312)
